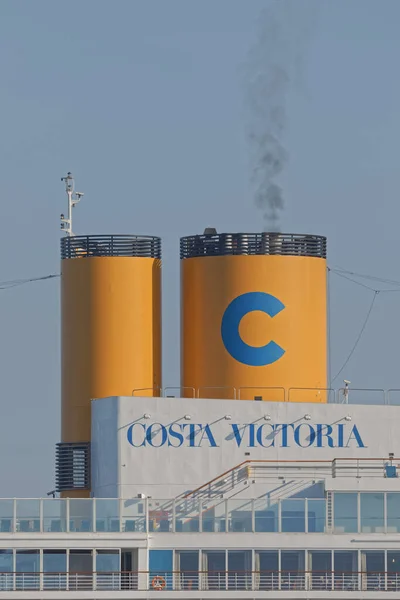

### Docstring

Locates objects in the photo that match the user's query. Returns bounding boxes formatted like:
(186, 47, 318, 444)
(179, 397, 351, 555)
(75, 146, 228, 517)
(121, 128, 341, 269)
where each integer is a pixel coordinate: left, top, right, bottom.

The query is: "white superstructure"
(1, 391, 400, 599)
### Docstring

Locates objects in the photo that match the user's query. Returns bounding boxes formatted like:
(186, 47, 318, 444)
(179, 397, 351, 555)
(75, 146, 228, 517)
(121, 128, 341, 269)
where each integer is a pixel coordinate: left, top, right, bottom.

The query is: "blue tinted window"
(149, 550, 173, 590)
(334, 493, 357, 533)
(0, 550, 12, 572)
(0, 550, 13, 591)
(387, 494, 400, 532)
(255, 503, 278, 532)
(43, 551, 67, 590)
(308, 499, 326, 532)
(360, 493, 384, 532)
(96, 551, 119, 572)
(16, 550, 39, 572)
(281, 499, 305, 532)
(43, 550, 66, 572)
(16, 550, 40, 590)
(96, 550, 120, 591)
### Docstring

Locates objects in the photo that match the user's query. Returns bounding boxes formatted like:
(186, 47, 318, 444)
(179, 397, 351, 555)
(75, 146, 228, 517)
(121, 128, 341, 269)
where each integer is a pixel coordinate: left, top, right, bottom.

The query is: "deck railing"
(0, 570, 399, 592)
(131, 385, 400, 405)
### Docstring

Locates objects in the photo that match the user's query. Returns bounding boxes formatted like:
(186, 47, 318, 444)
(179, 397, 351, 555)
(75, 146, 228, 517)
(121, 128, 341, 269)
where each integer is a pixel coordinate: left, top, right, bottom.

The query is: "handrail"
(164, 386, 196, 398)
(0, 569, 396, 575)
(182, 457, 399, 500)
(288, 387, 334, 402)
(238, 386, 285, 400)
(2, 569, 400, 592)
(121, 386, 400, 405)
(182, 457, 400, 500)
(196, 386, 237, 399)
(131, 387, 161, 396)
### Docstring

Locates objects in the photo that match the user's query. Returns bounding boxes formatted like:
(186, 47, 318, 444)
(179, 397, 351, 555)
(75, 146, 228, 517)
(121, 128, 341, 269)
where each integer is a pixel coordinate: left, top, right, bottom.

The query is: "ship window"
(255, 551, 279, 590)
(361, 551, 385, 591)
(334, 550, 357, 572)
(43, 550, 67, 590)
(333, 551, 357, 590)
(202, 551, 226, 590)
(387, 551, 400, 591)
(69, 499, 93, 532)
(333, 493, 358, 533)
(0, 550, 12, 572)
(96, 550, 120, 590)
(176, 551, 199, 590)
(281, 551, 305, 590)
(387, 493, 400, 532)
(387, 550, 400, 586)
(96, 549, 120, 572)
(16, 550, 40, 590)
(281, 499, 305, 532)
(95, 499, 120, 532)
(149, 550, 173, 590)
(228, 551, 252, 590)
(16, 500, 40, 532)
(69, 550, 93, 591)
(309, 551, 332, 591)
(360, 493, 384, 532)
(307, 499, 326, 532)
(42, 499, 67, 533)
(16, 549, 39, 571)
(0, 550, 13, 591)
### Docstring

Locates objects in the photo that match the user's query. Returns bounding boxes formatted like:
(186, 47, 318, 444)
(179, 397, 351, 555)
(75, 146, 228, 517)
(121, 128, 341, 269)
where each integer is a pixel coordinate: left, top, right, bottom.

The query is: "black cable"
(331, 266, 400, 288)
(330, 269, 377, 292)
(0, 274, 60, 290)
(331, 290, 379, 384)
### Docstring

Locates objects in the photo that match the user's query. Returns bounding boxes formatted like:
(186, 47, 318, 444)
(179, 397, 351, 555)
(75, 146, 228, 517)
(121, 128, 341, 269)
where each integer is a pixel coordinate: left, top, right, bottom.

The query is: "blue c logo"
(221, 292, 285, 366)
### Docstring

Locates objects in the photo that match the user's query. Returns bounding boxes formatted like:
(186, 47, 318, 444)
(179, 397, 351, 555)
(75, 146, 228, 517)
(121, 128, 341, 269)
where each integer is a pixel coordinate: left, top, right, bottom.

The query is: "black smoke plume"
(244, 0, 317, 231)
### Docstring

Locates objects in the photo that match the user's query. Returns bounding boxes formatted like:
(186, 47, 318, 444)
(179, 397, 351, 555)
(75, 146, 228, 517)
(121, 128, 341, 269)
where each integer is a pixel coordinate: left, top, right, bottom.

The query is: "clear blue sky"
(0, 0, 400, 496)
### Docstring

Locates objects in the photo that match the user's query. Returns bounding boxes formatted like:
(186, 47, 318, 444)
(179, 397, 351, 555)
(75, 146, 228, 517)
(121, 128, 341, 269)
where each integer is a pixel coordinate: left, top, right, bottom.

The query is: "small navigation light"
(143, 414, 151, 419)
(304, 414, 312, 421)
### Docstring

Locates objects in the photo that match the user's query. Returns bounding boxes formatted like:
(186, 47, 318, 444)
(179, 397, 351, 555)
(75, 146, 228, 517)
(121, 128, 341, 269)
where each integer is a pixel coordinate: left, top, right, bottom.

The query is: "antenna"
(60, 172, 84, 236)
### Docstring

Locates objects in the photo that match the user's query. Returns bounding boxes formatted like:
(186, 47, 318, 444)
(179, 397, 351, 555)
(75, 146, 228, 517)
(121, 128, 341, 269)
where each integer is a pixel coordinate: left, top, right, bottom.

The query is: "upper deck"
(1, 456, 400, 597)
(2, 395, 399, 598)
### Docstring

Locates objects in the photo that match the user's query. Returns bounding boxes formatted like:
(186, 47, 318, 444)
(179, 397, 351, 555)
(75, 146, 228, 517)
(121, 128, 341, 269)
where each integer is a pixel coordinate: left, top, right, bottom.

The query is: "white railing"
(1, 571, 400, 592)
(3, 467, 400, 534)
(131, 385, 400, 405)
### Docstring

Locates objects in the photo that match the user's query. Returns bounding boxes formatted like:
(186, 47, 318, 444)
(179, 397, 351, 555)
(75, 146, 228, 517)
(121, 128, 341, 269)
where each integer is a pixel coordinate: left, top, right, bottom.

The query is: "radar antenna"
(60, 172, 84, 236)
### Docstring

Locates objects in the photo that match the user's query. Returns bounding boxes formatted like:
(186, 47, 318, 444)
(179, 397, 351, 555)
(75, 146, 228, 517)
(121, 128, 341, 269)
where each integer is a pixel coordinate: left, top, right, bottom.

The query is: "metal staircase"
(152, 461, 320, 528)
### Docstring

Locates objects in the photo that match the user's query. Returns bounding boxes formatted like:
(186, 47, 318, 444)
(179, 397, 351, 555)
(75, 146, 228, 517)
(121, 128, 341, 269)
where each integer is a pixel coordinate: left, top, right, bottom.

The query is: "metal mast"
(60, 172, 84, 236)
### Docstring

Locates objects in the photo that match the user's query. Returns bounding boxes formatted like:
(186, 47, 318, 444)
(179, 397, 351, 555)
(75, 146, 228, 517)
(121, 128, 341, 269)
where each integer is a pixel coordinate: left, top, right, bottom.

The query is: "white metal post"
(60, 172, 84, 237)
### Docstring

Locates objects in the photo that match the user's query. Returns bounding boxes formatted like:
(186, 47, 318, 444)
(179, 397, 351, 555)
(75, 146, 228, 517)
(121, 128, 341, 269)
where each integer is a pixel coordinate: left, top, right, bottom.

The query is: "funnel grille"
(61, 235, 161, 259)
(180, 232, 326, 259)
